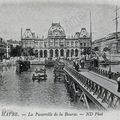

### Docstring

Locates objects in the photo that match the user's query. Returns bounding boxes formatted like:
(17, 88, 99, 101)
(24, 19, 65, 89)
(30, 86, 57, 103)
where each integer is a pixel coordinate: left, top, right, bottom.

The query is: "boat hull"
(32, 74, 47, 81)
(16, 60, 30, 73)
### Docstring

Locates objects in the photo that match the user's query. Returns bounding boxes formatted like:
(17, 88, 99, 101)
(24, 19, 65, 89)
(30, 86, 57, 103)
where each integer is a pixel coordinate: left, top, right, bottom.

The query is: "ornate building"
(21, 23, 91, 59)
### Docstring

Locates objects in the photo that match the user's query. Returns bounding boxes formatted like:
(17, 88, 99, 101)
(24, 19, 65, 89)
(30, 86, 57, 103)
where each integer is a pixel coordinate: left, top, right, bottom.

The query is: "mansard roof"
(79, 28, 90, 38)
(74, 28, 90, 39)
(48, 23, 66, 38)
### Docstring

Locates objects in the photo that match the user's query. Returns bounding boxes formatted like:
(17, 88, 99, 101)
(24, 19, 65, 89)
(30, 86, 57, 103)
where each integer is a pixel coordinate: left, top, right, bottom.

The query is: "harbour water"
(0, 65, 84, 109)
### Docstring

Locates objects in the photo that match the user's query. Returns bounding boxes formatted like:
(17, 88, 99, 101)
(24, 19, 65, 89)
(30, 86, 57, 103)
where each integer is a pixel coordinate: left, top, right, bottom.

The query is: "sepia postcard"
(0, 0, 120, 120)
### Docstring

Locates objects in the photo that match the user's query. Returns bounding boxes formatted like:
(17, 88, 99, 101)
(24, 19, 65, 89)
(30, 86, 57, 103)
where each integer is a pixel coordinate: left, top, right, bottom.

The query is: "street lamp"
(108, 49, 112, 79)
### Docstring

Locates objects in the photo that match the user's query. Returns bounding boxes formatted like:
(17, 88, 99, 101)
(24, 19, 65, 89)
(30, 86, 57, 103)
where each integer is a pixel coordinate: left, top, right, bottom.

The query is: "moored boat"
(32, 68, 47, 81)
(16, 60, 30, 73)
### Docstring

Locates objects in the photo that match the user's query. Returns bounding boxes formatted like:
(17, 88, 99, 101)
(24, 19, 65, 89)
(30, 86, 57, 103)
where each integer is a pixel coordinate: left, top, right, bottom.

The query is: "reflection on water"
(0, 65, 84, 109)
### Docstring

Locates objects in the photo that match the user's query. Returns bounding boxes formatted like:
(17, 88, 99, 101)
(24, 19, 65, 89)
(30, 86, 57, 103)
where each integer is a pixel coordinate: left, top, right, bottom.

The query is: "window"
(55, 41, 58, 46)
(60, 40, 64, 47)
(44, 42, 47, 47)
(75, 41, 78, 46)
(50, 40, 53, 46)
(71, 41, 74, 46)
(67, 42, 69, 46)
(80, 43, 82, 46)
(60, 40, 64, 44)
(84, 43, 86, 46)
(87, 43, 89, 47)
(60, 41, 64, 45)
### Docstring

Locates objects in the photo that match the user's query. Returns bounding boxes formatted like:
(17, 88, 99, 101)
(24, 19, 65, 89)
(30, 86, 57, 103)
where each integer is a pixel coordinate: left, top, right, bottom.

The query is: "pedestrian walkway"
(64, 62, 120, 109)
(89, 71, 117, 84)
(79, 70, 120, 97)
(67, 62, 120, 97)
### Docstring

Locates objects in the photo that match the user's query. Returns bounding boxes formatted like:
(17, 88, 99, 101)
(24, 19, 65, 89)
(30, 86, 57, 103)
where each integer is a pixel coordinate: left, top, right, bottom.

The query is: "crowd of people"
(73, 58, 85, 72)
(72, 55, 99, 72)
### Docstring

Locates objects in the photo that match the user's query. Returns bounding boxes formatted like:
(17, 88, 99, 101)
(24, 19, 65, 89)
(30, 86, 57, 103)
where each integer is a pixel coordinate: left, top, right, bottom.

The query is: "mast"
(113, 5, 120, 53)
(20, 28, 23, 57)
(21, 27, 22, 40)
(115, 5, 118, 41)
(90, 11, 92, 57)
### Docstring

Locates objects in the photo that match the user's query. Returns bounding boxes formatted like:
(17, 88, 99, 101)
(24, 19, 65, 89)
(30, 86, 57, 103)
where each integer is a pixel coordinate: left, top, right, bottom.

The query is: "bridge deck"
(63, 63, 120, 109)
(80, 71, 120, 97)
(64, 68, 108, 109)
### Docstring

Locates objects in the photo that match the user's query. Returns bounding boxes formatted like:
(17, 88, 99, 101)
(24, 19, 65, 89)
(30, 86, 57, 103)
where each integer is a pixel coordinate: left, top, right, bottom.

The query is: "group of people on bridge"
(73, 55, 99, 72)
(73, 58, 86, 72)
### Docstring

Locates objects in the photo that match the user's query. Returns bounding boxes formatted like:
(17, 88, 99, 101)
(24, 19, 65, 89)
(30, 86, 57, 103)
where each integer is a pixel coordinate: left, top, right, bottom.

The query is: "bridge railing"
(64, 66, 120, 109)
(91, 67, 118, 81)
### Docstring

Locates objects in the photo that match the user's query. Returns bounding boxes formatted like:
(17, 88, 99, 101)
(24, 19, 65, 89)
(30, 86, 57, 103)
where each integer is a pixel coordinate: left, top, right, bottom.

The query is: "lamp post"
(108, 48, 112, 79)
(89, 11, 93, 70)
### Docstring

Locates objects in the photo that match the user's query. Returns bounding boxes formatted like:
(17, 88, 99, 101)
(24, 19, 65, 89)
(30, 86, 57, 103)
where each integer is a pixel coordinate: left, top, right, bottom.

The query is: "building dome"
(48, 23, 66, 38)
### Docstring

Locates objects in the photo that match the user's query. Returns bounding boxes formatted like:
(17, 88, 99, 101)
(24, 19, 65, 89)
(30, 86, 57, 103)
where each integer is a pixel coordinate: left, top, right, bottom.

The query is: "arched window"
(35, 50, 38, 57)
(71, 49, 74, 57)
(66, 49, 69, 57)
(44, 50, 47, 58)
(75, 49, 78, 57)
(40, 50, 43, 57)
(60, 49, 64, 57)
(75, 41, 78, 46)
(55, 49, 59, 57)
(49, 49, 53, 58)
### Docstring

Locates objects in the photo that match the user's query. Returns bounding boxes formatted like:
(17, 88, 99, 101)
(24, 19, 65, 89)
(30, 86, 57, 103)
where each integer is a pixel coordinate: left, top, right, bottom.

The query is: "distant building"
(93, 32, 120, 54)
(21, 23, 91, 59)
(21, 29, 36, 48)
(7, 39, 21, 47)
(6, 39, 21, 58)
(0, 38, 7, 60)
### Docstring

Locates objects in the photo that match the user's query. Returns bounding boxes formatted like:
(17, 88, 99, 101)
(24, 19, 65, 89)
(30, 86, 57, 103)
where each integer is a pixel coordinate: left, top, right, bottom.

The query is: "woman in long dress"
(117, 75, 120, 92)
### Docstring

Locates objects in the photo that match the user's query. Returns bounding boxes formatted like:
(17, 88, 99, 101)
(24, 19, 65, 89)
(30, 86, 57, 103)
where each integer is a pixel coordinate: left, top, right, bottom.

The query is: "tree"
(22, 47, 35, 56)
(10, 45, 22, 57)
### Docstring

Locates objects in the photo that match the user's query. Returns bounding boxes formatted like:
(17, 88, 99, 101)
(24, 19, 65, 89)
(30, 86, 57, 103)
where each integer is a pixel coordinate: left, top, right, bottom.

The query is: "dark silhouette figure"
(73, 61, 76, 68)
(75, 63, 79, 72)
(94, 59, 99, 67)
(117, 73, 120, 92)
(108, 70, 112, 79)
(80, 59, 84, 69)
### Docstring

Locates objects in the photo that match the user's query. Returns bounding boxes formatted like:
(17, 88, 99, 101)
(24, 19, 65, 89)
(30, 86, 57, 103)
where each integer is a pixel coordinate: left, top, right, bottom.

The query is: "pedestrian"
(108, 70, 112, 79)
(75, 62, 79, 72)
(117, 73, 120, 92)
(80, 59, 84, 69)
(73, 60, 76, 68)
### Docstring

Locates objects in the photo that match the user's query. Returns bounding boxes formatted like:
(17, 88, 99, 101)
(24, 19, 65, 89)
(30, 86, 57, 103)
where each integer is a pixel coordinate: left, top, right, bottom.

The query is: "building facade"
(93, 32, 120, 54)
(7, 39, 21, 47)
(21, 23, 91, 59)
(6, 39, 21, 58)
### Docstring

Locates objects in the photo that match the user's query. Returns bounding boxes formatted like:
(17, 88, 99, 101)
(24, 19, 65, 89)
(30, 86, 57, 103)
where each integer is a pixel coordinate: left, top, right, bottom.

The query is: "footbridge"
(54, 61, 120, 110)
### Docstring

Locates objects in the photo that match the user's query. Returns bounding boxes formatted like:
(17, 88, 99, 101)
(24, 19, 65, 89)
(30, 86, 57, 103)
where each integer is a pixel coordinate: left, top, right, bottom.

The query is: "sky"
(0, 0, 119, 41)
